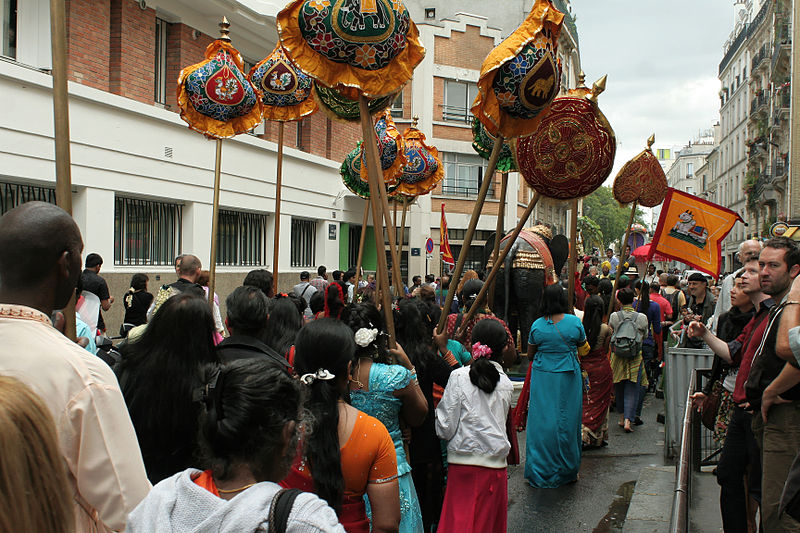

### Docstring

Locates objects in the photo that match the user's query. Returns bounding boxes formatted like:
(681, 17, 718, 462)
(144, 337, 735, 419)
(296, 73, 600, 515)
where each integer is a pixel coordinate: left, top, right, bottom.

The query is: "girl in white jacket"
(435, 318, 514, 533)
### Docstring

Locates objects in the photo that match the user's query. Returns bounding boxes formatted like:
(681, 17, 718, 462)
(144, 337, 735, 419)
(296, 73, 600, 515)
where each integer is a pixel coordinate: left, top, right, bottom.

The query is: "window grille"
(0, 181, 56, 215)
(154, 18, 167, 104)
(442, 80, 478, 123)
(216, 209, 268, 266)
(442, 152, 493, 198)
(291, 218, 316, 268)
(348, 224, 362, 268)
(114, 197, 182, 266)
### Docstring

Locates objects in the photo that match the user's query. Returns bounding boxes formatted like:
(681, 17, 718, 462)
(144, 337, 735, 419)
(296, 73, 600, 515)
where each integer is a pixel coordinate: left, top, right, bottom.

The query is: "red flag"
(440, 203, 455, 267)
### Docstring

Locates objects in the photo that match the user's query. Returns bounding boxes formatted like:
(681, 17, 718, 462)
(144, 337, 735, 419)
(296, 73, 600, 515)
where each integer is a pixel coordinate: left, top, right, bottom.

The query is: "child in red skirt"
(435, 318, 514, 533)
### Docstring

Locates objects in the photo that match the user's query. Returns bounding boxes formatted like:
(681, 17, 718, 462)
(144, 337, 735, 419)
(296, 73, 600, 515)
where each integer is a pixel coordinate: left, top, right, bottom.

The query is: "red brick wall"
(65, 0, 111, 91)
(434, 25, 495, 70)
(165, 23, 214, 111)
(109, 0, 156, 104)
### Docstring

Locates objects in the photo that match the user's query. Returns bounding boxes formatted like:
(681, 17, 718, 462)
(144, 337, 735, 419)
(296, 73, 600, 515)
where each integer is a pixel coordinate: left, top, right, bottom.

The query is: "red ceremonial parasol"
(633, 244, 670, 263)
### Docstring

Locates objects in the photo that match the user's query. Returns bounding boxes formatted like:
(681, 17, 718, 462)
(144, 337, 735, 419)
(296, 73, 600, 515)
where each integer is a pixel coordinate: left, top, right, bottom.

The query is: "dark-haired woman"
(116, 292, 219, 484)
(344, 303, 428, 533)
(120, 273, 153, 336)
(580, 295, 613, 448)
(633, 281, 661, 425)
(316, 281, 348, 320)
(264, 293, 304, 361)
(435, 318, 513, 533)
(524, 284, 589, 488)
(281, 319, 401, 533)
(126, 359, 345, 532)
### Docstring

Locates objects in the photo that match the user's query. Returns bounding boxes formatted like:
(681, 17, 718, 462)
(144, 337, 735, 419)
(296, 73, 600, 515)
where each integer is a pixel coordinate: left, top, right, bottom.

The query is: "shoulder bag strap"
(268, 488, 303, 533)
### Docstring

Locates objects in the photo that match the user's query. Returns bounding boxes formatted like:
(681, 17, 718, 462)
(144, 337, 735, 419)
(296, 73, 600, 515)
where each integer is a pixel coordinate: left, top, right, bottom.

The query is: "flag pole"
(606, 200, 638, 319)
(359, 95, 396, 346)
(457, 192, 541, 337)
(437, 135, 504, 334)
(354, 199, 370, 290)
(208, 139, 223, 312)
(49, 0, 76, 341)
(488, 172, 508, 310)
(271, 121, 285, 296)
(568, 198, 579, 313)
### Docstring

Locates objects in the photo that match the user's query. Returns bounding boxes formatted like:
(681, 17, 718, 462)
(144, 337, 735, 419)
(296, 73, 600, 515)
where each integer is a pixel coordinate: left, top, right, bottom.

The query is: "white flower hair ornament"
(299, 368, 336, 385)
(354, 327, 379, 347)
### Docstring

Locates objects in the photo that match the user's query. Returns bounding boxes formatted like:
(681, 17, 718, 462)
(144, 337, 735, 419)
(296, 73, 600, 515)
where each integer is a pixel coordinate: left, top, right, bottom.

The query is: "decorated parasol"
(606, 134, 669, 317)
(249, 43, 318, 295)
(390, 116, 444, 265)
(632, 244, 670, 263)
(314, 83, 397, 123)
(439, 0, 565, 334)
(177, 18, 263, 309)
(471, 117, 517, 172)
(461, 72, 615, 331)
(278, 0, 427, 343)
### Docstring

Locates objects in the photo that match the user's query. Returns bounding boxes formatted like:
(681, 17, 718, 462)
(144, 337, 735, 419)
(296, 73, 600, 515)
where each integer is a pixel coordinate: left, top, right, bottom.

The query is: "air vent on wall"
(164, 147, 173, 158)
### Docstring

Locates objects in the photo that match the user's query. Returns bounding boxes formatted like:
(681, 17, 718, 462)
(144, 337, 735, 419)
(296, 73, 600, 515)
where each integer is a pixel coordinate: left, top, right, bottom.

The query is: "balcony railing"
(751, 43, 771, 72)
(441, 105, 474, 124)
(441, 184, 495, 198)
(750, 90, 768, 115)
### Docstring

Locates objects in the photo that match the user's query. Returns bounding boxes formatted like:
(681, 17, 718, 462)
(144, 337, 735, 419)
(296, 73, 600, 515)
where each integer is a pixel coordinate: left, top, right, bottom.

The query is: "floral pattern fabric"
(249, 44, 317, 122)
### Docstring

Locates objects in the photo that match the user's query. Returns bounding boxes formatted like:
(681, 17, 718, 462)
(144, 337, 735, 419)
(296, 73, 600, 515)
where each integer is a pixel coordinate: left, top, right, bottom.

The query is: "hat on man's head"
(688, 272, 708, 283)
(625, 266, 639, 277)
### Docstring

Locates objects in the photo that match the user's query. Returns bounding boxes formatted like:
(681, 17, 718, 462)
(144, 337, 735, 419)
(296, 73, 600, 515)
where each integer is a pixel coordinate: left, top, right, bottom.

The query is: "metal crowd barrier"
(669, 369, 696, 533)
(664, 346, 714, 457)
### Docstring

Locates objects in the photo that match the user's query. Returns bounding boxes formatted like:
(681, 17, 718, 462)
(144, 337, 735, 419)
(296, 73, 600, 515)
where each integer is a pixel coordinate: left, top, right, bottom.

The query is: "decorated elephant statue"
(484, 225, 569, 352)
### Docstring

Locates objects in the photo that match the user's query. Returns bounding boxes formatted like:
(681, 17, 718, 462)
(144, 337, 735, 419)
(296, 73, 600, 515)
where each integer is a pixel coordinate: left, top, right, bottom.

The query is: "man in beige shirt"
(0, 202, 150, 532)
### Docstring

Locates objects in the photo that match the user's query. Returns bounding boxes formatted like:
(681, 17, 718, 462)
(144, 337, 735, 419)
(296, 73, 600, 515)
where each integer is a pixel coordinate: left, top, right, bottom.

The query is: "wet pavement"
(506, 393, 667, 532)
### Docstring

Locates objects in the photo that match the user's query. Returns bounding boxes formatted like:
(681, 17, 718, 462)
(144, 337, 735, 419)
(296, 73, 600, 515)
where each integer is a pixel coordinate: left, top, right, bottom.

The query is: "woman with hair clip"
(524, 283, 589, 488)
(0, 376, 74, 533)
(317, 281, 347, 320)
(116, 292, 218, 483)
(580, 295, 613, 448)
(121, 273, 153, 336)
(343, 302, 428, 533)
(264, 293, 304, 361)
(281, 318, 401, 533)
(435, 318, 514, 532)
(126, 358, 344, 533)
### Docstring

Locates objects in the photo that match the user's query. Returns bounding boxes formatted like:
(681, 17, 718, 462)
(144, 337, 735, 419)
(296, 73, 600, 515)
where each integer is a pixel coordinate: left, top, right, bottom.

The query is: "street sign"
(411, 248, 421, 256)
(425, 238, 434, 254)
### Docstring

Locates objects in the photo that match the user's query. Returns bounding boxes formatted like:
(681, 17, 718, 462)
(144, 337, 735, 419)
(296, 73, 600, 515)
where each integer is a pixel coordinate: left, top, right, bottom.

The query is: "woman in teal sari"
(525, 284, 589, 488)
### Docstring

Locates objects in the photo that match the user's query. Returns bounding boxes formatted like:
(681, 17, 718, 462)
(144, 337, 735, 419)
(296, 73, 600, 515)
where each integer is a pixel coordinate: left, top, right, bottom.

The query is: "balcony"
(750, 90, 769, 116)
(751, 43, 771, 73)
(772, 24, 792, 78)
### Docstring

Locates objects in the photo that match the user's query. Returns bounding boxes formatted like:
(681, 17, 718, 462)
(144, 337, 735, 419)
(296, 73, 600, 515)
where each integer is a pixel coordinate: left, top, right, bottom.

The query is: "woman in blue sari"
(525, 284, 590, 488)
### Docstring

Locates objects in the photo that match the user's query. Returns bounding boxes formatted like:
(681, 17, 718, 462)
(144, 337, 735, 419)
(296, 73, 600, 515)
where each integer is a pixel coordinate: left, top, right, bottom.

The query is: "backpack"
(661, 288, 680, 322)
(611, 311, 641, 359)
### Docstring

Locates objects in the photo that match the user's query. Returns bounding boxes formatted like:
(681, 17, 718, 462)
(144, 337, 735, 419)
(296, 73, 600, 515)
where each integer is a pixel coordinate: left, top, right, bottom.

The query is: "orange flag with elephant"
(648, 188, 743, 277)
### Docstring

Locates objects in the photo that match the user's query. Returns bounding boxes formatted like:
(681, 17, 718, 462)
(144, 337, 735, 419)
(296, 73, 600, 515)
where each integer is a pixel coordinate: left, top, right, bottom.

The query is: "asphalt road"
(506, 393, 667, 533)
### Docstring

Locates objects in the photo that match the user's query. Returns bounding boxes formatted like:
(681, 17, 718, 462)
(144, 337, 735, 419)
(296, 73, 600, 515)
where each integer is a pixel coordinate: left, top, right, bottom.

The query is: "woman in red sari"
(580, 295, 613, 448)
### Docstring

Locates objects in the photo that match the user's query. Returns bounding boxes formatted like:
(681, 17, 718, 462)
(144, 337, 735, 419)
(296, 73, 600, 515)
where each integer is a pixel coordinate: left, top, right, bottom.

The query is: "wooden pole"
(50, 0, 76, 341)
(457, 192, 541, 337)
(359, 95, 396, 346)
(354, 199, 370, 290)
(271, 122, 285, 296)
(568, 198, 579, 313)
(208, 139, 223, 313)
(606, 201, 638, 319)
(437, 136, 504, 333)
(488, 172, 508, 310)
(377, 180, 403, 298)
(399, 197, 409, 283)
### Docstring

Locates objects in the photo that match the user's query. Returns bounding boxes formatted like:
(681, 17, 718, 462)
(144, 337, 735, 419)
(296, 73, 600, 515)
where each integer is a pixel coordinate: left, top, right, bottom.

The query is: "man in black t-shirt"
(80, 253, 113, 332)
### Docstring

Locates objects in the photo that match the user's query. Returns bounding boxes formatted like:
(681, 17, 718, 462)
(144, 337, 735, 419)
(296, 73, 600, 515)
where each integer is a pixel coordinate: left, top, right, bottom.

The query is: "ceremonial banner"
(649, 188, 743, 277)
(440, 203, 455, 267)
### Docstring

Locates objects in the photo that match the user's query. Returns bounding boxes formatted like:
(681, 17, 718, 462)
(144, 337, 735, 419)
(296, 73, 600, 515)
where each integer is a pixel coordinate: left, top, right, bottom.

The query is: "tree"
(577, 216, 603, 253)
(582, 186, 646, 250)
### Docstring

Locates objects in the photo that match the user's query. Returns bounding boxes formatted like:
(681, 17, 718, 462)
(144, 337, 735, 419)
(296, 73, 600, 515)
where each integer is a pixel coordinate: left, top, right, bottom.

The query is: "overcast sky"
(570, 0, 735, 183)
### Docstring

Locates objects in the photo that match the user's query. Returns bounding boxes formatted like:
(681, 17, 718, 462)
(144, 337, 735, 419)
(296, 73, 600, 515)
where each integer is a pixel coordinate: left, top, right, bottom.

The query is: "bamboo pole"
(568, 198, 579, 313)
(456, 192, 541, 337)
(606, 201, 638, 319)
(377, 179, 403, 298)
(488, 172, 508, 310)
(271, 122, 285, 296)
(208, 139, 223, 313)
(437, 136, 504, 333)
(50, 0, 76, 341)
(354, 199, 370, 290)
(359, 95, 396, 346)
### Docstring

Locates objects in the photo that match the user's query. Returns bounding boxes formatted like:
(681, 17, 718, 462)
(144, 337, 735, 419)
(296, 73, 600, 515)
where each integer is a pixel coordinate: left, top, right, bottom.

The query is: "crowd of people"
(4, 201, 800, 533)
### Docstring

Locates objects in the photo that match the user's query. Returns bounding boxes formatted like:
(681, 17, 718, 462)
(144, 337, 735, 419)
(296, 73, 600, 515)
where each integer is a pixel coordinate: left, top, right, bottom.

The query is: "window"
(216, 209, 269, 266)
(686, 186, 694, 195)
(296, 120, 305, 149)
(442, 152, 493, 198)
(114, 197, 182, 266)
(687, 162, 694, 176)
(390, 91, 403, 118)
(443, 79, 478, 123)
(154, 17, 167, 104)
(348, 224, 363, 268)
(0, 181, 55, 215)
(449, 244, 484, 272)
(291, 218, 316, 267)
(1, 0, 15, 59)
